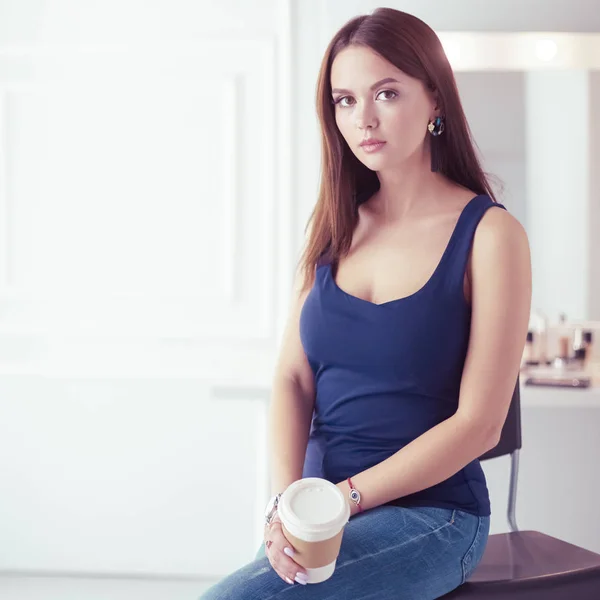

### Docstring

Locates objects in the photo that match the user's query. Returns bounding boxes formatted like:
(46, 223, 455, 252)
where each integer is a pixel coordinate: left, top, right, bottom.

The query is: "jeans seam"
(460, 516, 484, 584)
(327, 509, 457, 572)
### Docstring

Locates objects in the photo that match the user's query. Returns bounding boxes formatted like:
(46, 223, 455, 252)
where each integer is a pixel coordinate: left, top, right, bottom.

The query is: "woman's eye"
(333, 90, 397, 107)
(335, 96, 354, 107)
(377, 89, 397, 101)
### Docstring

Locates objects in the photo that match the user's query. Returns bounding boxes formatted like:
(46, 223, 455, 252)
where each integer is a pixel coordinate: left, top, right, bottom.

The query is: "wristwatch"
(264, 492, 282, 526)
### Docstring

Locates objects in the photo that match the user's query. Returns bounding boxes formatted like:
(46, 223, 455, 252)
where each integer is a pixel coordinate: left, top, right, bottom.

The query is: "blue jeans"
(199, 504, 490, 600)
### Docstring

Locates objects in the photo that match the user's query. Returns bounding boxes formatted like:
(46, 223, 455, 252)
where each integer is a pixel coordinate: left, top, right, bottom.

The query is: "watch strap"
(264, 492, 283, 525)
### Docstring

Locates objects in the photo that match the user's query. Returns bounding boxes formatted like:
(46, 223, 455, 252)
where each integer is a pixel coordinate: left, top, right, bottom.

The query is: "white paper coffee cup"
(277, 477, 350, 583)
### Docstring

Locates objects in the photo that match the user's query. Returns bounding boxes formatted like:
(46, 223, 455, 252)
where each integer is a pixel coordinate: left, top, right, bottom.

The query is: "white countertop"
(521, 382, 600, 407)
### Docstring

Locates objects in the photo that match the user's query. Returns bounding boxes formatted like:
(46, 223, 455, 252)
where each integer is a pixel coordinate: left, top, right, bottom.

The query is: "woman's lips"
(360, 141, 386, 153)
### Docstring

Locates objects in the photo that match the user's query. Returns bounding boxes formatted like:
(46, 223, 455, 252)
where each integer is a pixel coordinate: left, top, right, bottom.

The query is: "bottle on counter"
(559, 313, 570, 357)
(528, 308, 549, 365)
(521, 330, 536, 369)
(573, 327, 585, 361)
(583, 331, 594, 371)
(569, 327, 589, 372)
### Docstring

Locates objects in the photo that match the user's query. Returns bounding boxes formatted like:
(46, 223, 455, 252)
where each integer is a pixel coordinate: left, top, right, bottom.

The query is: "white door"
(0, 1, 297, 597)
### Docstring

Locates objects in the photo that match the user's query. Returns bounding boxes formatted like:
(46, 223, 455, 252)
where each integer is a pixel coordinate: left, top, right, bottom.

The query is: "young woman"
(200, 7, 531, 600)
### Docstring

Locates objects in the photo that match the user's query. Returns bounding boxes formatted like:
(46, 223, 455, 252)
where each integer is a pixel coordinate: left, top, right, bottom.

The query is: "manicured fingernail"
(285, 576, 294, 584)
(283, 547, 294, 557)
(296, 573, 309, 583)
(295, 574, 307, 585)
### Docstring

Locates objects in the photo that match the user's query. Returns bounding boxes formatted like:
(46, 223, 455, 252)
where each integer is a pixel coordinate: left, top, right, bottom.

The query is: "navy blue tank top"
(299, 193, 506, 517)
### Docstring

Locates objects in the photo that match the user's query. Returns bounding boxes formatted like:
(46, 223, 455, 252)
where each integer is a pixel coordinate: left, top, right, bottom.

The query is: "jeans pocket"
(460, 516, 490, 584)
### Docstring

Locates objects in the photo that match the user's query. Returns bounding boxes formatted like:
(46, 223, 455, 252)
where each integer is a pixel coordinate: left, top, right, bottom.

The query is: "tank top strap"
(439, 194, 507, 295)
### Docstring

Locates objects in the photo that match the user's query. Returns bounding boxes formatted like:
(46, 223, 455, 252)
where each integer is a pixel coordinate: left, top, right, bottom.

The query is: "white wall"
(320, 0, 600, 33)
(0, 0, 293, 597)
(454, 71, 527, 225)
(588, 72, 600, 320)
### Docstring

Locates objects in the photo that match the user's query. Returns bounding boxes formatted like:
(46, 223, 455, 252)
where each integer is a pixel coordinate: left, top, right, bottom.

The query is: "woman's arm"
(337, 207, 532, 516)
(269, 376, 314, 496)
(268, 268, 316, 496)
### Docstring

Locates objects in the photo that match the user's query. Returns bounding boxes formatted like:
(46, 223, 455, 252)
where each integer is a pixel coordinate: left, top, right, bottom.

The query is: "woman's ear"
(433, 91, 442, 116)
(427, 85, 441, 118)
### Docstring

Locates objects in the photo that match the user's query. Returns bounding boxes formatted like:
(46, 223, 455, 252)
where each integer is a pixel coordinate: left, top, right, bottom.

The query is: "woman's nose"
(355, 103, 378, 130)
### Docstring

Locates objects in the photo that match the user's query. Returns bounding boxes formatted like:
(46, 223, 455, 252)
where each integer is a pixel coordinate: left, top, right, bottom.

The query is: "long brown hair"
(298, 7, 497, 292)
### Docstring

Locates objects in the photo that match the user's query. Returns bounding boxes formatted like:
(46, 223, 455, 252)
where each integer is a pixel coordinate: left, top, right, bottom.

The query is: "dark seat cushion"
(442, 531, 600, 599)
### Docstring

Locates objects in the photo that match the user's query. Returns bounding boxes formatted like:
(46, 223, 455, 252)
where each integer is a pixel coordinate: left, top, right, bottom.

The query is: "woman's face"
(330, 45, 437, 170)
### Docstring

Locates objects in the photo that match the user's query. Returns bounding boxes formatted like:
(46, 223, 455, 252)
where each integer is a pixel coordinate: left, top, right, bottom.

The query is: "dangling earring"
(428, 115, 445, 172)
(428, 116, 445, 136)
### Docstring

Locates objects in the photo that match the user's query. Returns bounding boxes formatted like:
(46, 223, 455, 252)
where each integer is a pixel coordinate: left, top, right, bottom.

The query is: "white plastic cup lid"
(278, 477, 350, 542)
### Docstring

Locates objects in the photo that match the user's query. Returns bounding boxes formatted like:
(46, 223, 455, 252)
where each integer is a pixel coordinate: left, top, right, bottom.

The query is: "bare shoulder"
(475, 202, 529, 254)
(470, 201, 531, 299)
(445, 181, 529, 252)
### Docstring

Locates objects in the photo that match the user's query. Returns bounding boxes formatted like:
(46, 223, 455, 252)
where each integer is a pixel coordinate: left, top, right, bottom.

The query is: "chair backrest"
(479, 377, 522, 462)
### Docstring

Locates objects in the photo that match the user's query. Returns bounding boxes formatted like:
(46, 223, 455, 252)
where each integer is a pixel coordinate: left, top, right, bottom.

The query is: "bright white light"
(536, 39, 558, 61)
(441, 39, 461, 65)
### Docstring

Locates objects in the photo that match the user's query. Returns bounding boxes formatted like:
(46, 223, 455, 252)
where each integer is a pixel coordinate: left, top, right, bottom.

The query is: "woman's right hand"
(264, 512, 310, 586)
